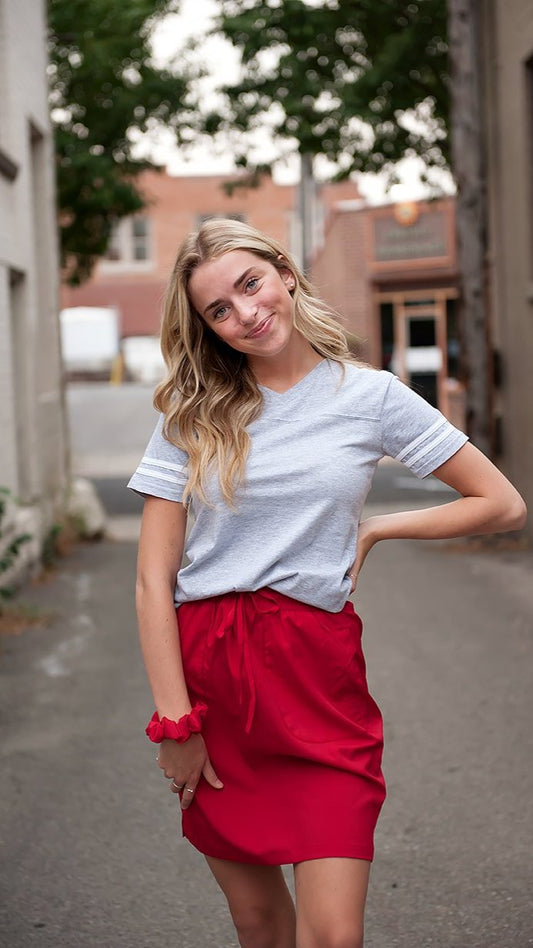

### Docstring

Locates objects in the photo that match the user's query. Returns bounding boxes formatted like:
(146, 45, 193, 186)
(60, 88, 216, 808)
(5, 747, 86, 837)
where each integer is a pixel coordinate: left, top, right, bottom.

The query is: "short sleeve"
(380, 374, 469, 478)
(127, 414, 189, 502)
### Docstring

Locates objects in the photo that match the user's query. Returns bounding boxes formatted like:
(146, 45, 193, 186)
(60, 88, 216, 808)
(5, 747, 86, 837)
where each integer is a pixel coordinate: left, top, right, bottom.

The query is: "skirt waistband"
(179, 589, 354, 734)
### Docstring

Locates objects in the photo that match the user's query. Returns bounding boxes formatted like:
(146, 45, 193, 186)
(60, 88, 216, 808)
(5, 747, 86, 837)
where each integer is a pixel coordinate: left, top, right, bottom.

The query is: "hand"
(157, 734, 223, 810)
(347, 518, 379, 594)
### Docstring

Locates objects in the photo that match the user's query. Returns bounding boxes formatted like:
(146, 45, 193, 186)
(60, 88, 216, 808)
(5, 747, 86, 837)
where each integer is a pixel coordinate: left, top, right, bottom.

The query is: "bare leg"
(293, 858, 371, 948)
(205, 855, 297, 948)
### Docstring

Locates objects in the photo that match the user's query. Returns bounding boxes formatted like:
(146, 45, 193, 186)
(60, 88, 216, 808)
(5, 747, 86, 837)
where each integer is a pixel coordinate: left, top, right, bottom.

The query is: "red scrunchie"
(145, 702, 208, 743)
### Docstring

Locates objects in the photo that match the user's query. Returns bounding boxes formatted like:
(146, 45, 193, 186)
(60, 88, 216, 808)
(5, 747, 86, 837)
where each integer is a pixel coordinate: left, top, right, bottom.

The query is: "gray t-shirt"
(128, 361, 468, 612)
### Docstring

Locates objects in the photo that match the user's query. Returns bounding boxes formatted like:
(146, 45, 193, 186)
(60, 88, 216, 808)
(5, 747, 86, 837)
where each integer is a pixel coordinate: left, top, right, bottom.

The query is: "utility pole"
(447, 0, 492, 456)
(298, 151, 315, 275)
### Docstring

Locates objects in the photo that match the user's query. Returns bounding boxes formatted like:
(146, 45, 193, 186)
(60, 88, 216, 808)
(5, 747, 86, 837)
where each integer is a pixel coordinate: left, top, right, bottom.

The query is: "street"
(0, 382, 531, 947)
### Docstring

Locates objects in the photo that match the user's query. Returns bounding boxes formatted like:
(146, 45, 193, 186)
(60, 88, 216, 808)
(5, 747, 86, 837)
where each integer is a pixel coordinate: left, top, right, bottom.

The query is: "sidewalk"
(0, 517, 532, 947)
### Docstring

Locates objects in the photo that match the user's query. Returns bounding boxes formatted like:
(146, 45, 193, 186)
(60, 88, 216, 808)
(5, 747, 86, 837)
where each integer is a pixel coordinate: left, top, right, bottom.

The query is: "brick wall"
(312, 199, 458, 371)
(61, 171, 361, 338)
(311, 206, 373, 362)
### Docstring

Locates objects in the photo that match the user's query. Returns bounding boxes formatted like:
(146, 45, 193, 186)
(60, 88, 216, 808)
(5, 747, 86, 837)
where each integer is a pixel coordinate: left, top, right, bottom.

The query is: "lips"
(246, 314, 273, 338)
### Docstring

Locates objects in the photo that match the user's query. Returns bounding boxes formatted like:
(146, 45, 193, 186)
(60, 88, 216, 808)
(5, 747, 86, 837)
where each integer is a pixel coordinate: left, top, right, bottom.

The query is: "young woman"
(128, 218, 526, 948)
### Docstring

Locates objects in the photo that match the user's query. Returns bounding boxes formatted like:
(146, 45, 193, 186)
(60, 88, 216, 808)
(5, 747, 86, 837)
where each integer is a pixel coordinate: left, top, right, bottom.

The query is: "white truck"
(60, 306, 120, 379)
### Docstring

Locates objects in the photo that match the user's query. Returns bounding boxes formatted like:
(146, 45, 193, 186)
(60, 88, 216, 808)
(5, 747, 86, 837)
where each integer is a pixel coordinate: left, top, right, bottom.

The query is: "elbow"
(135, 576, 147, 608)
(508, 495, 528, 531)
(135, 577, 148, 615)
(495, 493, 528, 533)
(135, 571, 175, 610)
(135, 571, 150, 602)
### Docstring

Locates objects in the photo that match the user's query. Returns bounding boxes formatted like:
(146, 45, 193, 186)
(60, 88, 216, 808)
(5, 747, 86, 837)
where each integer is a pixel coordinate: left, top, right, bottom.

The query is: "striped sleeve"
(380, 374, 468, 478)
(127, 414, 188, 502)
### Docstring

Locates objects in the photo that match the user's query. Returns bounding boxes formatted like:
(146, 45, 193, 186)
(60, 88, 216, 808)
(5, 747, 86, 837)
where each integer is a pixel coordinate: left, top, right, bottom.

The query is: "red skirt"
(177, 588, 385, 864)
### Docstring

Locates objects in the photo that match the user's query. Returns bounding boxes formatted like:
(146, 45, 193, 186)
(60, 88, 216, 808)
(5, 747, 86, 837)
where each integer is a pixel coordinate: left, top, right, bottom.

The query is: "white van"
(60, 306, 120, 378)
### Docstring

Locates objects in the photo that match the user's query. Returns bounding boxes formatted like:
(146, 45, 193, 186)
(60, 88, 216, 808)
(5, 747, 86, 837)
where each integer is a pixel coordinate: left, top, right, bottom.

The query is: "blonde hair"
(154, 218, 359, 506)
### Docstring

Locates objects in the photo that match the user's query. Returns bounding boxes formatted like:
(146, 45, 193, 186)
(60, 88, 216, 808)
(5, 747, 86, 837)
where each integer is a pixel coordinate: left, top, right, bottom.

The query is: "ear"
(279, 266, 296, 291)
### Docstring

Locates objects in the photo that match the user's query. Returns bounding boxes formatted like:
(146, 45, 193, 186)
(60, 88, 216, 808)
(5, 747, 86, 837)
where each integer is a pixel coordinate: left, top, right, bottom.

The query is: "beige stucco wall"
(0, 0, 68, 531)
(482, 0, 533, 531)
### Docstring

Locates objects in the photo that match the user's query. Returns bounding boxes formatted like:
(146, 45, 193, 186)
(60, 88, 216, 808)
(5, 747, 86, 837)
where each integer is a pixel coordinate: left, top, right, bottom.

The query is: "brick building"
(61, 170, 360, 337)
(62, 170, 463, 422)
(311, 197, 463, 424)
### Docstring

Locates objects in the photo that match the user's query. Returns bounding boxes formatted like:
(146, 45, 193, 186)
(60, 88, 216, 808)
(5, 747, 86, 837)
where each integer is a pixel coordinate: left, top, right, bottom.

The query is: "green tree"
(208, 0, 495, 456)
(48, 0, 192, 285)
(205, 0, 449, 181)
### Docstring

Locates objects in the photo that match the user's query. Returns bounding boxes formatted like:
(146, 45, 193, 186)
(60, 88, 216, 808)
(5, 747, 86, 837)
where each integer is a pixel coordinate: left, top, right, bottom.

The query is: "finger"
(180, 784, 197, 810)
(203, 759, 224, 789)
(170, 779, 184, 794)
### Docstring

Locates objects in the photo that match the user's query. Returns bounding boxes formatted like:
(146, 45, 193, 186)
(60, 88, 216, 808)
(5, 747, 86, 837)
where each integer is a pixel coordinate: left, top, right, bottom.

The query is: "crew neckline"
(257, 358, 329, 396)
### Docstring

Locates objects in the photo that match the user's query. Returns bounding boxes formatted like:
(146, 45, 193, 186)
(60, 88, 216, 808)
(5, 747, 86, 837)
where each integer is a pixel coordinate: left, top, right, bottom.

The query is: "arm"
(136, 495, 223, 804)
(350, 442, 527, 590)
(136, 495, 191, 719)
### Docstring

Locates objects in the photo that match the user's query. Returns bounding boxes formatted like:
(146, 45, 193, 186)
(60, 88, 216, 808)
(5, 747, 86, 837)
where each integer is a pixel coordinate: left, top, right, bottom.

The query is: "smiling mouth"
(247, 315, 273, 338)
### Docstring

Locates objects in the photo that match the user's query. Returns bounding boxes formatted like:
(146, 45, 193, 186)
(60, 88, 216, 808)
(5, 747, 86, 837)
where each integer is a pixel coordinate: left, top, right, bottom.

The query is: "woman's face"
(187, 249, 297, 362)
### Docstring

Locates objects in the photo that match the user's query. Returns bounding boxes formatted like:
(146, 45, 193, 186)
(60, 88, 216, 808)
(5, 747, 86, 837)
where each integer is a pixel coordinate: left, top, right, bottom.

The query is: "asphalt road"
(1, 529, 532, 947)
(0, 381, 530, 947)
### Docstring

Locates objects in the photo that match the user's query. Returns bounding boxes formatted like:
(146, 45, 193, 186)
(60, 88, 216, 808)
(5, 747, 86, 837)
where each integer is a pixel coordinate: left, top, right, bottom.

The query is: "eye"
(245, 277, 259, 291)
(212, 305, 229, 320)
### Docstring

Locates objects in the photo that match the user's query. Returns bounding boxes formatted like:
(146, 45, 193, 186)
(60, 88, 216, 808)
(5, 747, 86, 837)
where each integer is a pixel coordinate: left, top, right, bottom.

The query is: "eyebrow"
(203, 267, 257, 316)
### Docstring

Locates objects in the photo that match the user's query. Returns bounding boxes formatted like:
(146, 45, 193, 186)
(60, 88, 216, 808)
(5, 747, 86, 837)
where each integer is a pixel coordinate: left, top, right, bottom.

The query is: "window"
(132, 217, 149, 260)
(103, 216, 152, 267)
(446, 297, 461, 379)
(408, 317, 436, 347)
(379, 302, 394, 371)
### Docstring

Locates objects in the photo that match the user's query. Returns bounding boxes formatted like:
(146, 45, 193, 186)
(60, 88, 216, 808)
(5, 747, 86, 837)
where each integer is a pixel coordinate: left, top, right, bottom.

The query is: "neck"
(248, 334, 323, 392)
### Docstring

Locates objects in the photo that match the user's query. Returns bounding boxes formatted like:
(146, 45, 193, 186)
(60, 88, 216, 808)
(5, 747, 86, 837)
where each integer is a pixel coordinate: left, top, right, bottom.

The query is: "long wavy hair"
(154, 218, 359, 506)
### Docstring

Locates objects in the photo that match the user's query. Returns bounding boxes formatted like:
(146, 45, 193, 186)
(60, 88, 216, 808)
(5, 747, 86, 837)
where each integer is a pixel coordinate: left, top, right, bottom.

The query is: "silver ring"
(184, 787, 194, 794)
(171, 781, 184, 791)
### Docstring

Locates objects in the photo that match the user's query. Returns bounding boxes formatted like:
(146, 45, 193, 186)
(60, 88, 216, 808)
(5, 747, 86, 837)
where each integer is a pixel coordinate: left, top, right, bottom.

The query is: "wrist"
(145, 701, 208, 743)
(358, 516, 381, 550)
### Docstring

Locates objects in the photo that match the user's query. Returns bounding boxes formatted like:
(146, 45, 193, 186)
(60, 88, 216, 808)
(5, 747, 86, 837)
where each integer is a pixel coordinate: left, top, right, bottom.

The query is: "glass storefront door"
(378, 289, 460, 415)
(405, 308, 441, 407)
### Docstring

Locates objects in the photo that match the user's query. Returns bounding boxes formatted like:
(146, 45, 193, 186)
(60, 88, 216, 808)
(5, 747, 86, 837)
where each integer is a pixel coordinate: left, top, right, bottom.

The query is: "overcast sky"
(146, 0, 454, 204)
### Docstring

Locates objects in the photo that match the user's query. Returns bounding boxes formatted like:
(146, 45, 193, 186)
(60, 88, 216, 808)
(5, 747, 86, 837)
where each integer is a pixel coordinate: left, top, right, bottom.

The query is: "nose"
(235, 299, 259, 325)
